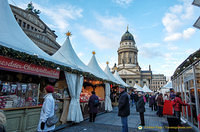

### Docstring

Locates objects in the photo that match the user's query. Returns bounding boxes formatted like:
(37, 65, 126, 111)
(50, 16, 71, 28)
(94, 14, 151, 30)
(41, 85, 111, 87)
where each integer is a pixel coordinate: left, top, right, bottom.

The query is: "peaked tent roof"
(52, 36, 95, 74)
(88, 53, 109, 81)
(134, 84, 143, 91)
(161, 81, 172, 89)
(104, 64, 120, 84)
(113, 70, 130, 87)
(0, 0, 76, 69)
(143, 85, 153, 93)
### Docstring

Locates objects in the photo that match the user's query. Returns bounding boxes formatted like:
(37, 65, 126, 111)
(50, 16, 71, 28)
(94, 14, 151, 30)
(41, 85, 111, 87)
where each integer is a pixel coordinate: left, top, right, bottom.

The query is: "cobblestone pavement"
(56, 104, 196, 132)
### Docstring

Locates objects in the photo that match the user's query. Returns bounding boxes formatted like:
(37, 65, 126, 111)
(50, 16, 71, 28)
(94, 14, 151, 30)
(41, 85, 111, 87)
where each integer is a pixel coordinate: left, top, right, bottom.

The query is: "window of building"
(143, 81, 146, 84)
(14, 15, 17, 20)
(136, 81, 138, 83)
(31, 26, 34, 30)
(23, 22, 26, 28)
(27, 24, 30, 30)
(18, 19, 22, 26)
(129, 81, 132, 83)
(35, 28, 37, 31)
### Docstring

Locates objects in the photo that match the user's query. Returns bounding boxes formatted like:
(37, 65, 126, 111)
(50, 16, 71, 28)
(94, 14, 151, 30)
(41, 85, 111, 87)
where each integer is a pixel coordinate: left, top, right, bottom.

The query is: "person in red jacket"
(173, 92, 188, 126)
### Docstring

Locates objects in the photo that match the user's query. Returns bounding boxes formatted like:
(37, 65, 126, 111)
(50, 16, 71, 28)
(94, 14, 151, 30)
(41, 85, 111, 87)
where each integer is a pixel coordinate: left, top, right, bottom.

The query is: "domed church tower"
(118, 27, 139, 69)
(117, 27, 152, 87)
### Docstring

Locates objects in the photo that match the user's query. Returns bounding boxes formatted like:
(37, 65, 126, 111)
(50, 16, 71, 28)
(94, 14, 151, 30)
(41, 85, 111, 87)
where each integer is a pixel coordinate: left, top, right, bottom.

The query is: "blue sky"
(9, 0, 200, 78)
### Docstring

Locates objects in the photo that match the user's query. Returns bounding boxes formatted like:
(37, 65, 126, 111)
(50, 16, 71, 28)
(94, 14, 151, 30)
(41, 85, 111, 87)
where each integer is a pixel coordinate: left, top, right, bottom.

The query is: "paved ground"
(56, 104, 196, 132)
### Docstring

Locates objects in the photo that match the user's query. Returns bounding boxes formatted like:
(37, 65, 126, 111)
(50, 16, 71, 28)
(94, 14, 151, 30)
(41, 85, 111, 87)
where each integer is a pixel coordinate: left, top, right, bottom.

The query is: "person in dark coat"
(157, 93, 164, 117)
(149, 93, 155, 111)
(118, 86, 130, 132)
(136, 92, 145, 126)
(88, 91, 99, 122)
(133, 91, 138, 103)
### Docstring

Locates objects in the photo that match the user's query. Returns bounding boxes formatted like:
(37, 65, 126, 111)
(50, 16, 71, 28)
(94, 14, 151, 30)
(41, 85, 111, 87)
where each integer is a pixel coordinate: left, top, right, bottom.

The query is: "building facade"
(10, 3, 60, 55)
(150, 74, 167, 92)
(116, 28, 152, 88)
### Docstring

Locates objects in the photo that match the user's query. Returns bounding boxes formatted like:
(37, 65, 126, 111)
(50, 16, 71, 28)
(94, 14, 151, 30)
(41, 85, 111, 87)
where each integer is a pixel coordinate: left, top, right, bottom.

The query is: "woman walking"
(38, 85, 55, 132)
(173, 92, 188, 126)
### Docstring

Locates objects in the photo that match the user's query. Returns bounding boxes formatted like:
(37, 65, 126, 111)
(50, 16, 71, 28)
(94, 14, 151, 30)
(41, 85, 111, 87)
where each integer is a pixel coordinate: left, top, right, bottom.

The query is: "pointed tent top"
(104, 64, 120, 84)
(143, 84, 153, 93)
(92, 51, 96, 55)
(88, 53, 109, 80)
(134, 83, 143, 91)
(127, 25, 129, 31)
(106, 61, 109, 65)
(52, 33, 96, 73)
(161, 81, 172, 89)
(113, 69, 130, 87)
(66, 31, 72, 37)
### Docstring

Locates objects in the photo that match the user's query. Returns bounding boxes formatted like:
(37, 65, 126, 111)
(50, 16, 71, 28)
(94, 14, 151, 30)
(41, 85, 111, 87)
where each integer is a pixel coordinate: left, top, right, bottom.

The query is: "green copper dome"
(121, 30, 135, 43)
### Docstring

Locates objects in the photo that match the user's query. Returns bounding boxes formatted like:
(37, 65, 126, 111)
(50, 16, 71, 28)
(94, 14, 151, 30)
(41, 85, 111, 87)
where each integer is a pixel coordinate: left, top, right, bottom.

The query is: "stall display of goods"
(0, 81, 39, 109)
(80, 92, 90, 102)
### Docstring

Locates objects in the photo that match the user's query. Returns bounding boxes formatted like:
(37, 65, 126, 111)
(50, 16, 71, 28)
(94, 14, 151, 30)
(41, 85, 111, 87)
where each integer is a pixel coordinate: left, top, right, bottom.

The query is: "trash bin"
(167, 116, 179, 132)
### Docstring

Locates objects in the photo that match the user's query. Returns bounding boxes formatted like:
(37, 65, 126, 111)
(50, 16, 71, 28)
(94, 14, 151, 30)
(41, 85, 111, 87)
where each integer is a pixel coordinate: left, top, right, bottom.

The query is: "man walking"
(136, 92, 145, 126)
(118, 86, 130, 132)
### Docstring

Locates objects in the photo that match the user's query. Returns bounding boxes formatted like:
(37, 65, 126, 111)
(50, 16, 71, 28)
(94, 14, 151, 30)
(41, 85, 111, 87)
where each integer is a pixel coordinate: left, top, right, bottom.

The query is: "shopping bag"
(163, 100, 173, 115)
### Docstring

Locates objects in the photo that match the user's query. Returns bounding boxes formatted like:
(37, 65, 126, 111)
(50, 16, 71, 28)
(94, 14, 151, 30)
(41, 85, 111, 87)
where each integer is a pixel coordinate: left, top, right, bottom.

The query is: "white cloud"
(167, 44, 178, 50)
(164, 28, 196, 42)
(183, 28, 196, 39)
(113, 0, 133, 5)
(139, 43, 163, 58)
(162, 0, 196, 41)
(96, 15, 127, 32)
(17, 2, 83, 32)
(80, 27, 118, 49)
(162, 13, 182, 33)
(164, 33, 182, 41)
(142, 43, 161, 48)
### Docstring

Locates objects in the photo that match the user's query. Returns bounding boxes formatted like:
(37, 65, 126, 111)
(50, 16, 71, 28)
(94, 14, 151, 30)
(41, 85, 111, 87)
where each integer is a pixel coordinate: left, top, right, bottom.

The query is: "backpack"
(93, 99, 100, 107)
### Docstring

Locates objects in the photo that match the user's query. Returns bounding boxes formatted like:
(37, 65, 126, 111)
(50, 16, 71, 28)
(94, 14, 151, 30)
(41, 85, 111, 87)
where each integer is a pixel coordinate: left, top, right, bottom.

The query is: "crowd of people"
(117, 86, 190, 132)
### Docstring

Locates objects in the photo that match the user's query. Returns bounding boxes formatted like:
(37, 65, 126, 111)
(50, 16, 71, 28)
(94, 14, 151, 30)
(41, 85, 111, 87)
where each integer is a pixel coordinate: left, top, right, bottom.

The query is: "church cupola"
(121, 26, 135, 43)
(117, 26, 139, 69)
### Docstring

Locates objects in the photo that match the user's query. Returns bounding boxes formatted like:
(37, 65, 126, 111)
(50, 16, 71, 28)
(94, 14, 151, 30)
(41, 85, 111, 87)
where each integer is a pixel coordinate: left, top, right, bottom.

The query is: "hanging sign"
(0, 56, 60, 79)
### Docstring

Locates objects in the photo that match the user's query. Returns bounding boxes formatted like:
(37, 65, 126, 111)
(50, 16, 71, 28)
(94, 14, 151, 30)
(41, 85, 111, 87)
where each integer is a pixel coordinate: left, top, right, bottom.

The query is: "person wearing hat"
(136, 92, 145, 126)
(118, 86, 130, 132)
(38, 85, 55, 132)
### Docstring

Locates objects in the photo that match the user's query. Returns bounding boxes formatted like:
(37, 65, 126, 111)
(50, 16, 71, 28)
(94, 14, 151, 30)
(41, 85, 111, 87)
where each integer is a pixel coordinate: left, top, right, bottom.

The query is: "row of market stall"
(0, 0, 132, 131)
(171, 49, 200, 131)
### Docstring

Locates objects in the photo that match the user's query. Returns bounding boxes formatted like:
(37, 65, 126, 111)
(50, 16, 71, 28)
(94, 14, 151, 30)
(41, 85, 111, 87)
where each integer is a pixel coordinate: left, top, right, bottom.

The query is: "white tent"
(160, 81, 172, 94)
(0, 0, 76, 69)
(113, 70, 130, 87)
(143, 84, 153, 93)
(134, 83, 143, 91)
(52, 36, 98, 76)
(104, 63, 120, 84)
(87, 52, 110, 81)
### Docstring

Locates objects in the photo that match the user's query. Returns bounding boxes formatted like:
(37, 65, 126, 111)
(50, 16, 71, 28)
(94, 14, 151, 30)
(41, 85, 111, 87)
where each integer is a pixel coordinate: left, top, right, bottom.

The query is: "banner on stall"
(0, 56, 60, 79)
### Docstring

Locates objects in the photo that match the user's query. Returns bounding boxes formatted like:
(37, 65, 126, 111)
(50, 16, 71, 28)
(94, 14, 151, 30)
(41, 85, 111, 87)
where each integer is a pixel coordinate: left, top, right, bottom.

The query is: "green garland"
(172, 49, 200, 79)
(0, 45, 117, 84)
